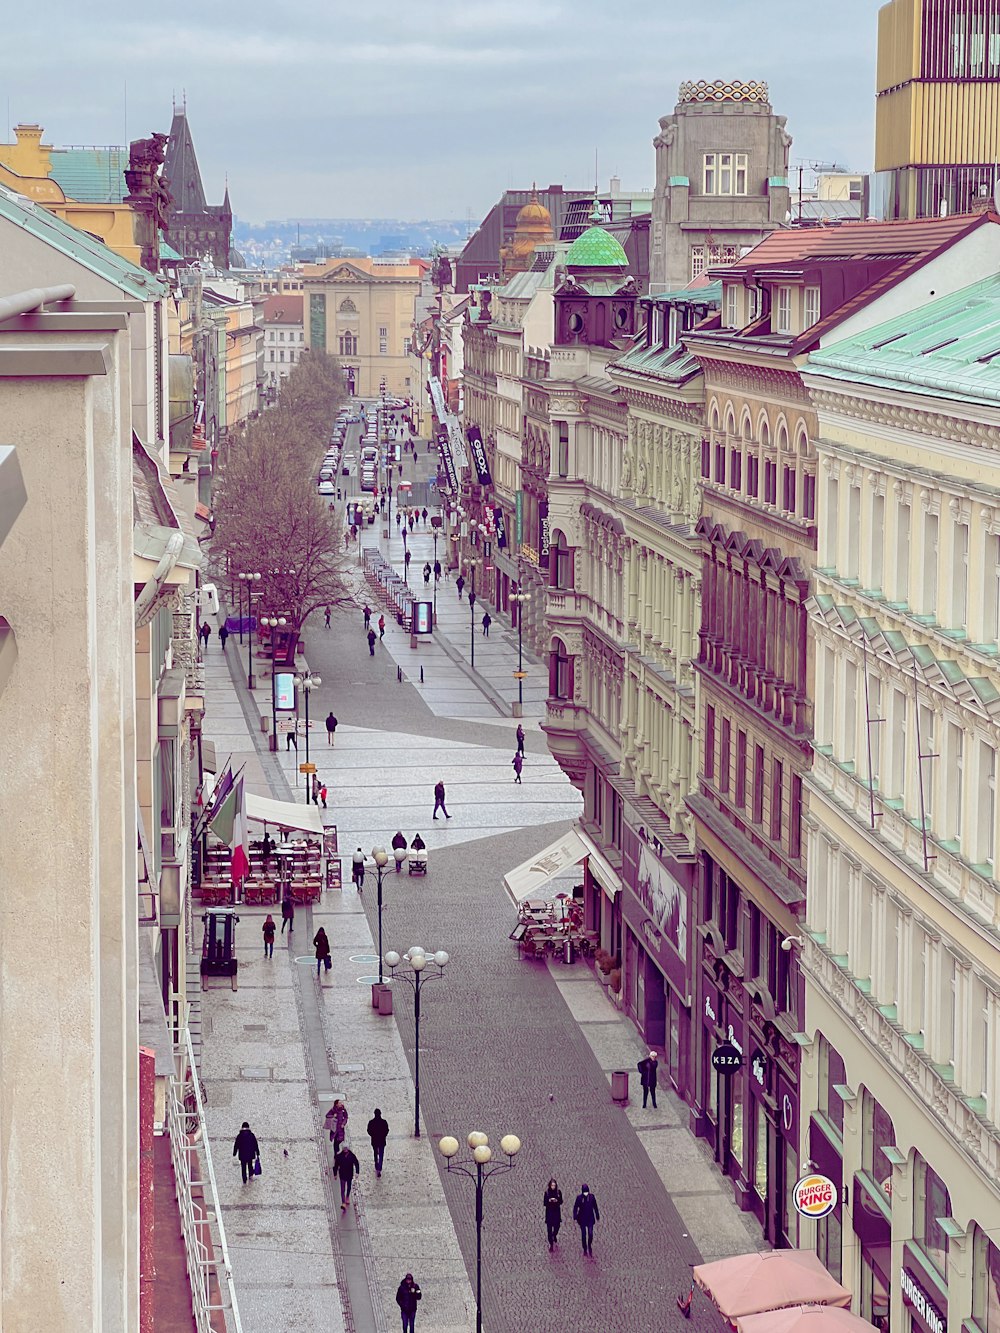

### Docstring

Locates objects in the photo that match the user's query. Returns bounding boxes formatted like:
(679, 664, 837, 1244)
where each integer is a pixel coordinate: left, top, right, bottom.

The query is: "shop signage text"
(750, 1049, 767, 1087)
(494, 507, 508, 548)
(468, 427, 492, 486)
(900, 1266, 946, 1333)
(711, 1042, 742, 1075)
(727, 1025, 744, 1056)
(792, 1173, 837, 1219)
(704, 995, 717, 1023)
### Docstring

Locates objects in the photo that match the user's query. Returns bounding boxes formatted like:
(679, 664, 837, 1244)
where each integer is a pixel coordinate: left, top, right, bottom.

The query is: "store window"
(754, 1103, 768, 1199)
(818, 1035, 847, 1139)
(973, 1224, 1000, 1333)
(862, 1089, 896, 1198)
(913, 1153, 952, 1280)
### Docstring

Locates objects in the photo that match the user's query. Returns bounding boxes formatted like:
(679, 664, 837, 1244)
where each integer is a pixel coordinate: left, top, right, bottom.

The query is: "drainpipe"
(134, 532, 184, 625)
(0, 284, 76, 325)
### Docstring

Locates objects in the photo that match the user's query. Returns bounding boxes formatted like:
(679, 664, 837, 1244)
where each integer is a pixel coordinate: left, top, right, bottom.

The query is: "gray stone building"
(650, 79, 792, 294)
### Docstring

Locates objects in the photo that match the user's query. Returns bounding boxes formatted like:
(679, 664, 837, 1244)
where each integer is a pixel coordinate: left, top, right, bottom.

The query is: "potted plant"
(608, 967, 622, 1004)
(595, 949, 613, 985)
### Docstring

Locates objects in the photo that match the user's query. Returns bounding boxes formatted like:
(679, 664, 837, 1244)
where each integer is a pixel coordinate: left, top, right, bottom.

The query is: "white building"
(262, 291, 304, 393)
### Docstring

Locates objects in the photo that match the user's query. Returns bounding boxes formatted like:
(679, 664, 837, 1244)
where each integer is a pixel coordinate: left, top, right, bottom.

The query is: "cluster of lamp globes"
(383, 945, 449, 973)
(438, 1131, 522, 1164)
(371, 844, 411, 871)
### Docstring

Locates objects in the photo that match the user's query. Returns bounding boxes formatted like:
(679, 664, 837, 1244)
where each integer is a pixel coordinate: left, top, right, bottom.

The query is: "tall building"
(874, 0, 1000, 219)
(162, 105, 233, 271)
(261, 292, 305, 394)
(650, 79, 791, 295)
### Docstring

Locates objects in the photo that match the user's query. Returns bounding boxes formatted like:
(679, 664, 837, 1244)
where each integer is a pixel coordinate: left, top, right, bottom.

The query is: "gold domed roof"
(516, 189, 552, 229)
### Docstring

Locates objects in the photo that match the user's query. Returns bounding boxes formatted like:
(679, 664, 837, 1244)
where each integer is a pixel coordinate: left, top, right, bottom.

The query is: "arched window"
(551, 530, 573, 589)
(338, 298, 358, 314)
(550, 637, 572, 700)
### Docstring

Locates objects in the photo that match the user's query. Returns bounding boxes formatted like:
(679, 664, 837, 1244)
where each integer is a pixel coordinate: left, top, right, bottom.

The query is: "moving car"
(318, 480, 335, 495)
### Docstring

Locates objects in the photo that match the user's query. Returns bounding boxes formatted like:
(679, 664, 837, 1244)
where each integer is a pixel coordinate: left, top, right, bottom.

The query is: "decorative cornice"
(810, 386, 1000, 451)
(704, 359, 809, 403)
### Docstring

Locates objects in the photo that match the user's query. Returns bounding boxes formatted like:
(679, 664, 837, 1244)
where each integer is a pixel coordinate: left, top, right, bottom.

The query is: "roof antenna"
(594, 147, 599, 194)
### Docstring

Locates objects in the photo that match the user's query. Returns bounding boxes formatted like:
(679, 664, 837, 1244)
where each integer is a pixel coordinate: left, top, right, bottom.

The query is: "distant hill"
(233, 217, 469, 264)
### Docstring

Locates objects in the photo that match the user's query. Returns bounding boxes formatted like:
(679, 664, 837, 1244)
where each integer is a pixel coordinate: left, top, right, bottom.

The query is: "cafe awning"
(694, 1251, 851, 1321)
(245, 793, 324, 835)
(503, 829, 589, 905)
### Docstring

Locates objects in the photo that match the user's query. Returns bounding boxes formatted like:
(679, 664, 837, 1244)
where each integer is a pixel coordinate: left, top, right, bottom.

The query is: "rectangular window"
(691, 246, 706, 280)
(870, 493, 885, 591)
(942, 722, 963, 845)
(804, 285, 821, 327)
(378, 325, 388, 338)
(803, 470, 816, 520)
(725, 285, 739, 328)
(915, 1156, 952, 1280)
(747, 454, 759, 499)
(783, 465, 797, 514)
(775, 286, 792, 334)
(896, 503, 911, 603)
(764, 459, 777, 505)
(701, 437, 711, 478)
(752, 744, 765, 823)
(953, 520, 969, 628)
(729, 449, 742, 491)
(889, 689, 907, 799)
(714, 442, 726, 483)
(986, 533, 1000, 643)
(789, 774, 803, 859)
(556, 421, 569, 477)
(820, 1036, 847, 1139)
(719, 719, 731, 794)
(703, 154, 716, 196)
(705, 705, 716, 780)
(771, 758, 784, 842)
(923, 511, 939, 617)
(735, 730, 747, 808)
(973, 1226, 1000, 1333)
(379, 339, 388, 354)
(977, 742, 996, 867)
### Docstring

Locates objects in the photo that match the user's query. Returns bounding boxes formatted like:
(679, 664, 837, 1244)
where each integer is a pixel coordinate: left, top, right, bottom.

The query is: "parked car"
(318, 480, 335, 495)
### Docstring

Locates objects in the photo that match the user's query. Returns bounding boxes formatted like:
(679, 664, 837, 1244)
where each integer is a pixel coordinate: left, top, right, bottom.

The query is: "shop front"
(619, 842, 693, 1097)
(900, 1246, 947, 1333)
(744, 1035, 800, 1247)
(853, 1173, 892, 1330)
(809, 1115, 844, 1284)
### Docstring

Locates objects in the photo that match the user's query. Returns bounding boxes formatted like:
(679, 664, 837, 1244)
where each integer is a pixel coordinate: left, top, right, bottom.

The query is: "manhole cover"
(349, 954, 379, 964)
(241, 1067, 271, 1080)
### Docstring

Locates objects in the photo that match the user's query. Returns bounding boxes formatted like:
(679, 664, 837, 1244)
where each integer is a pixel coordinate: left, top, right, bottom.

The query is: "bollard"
(397, 665, 402, 683)
(420, 666, 424, 684)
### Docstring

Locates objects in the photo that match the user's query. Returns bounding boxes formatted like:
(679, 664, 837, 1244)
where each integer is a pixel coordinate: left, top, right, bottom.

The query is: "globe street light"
(468, 571, 477, 671)
(383, 947, 449, 1137)
(239, 572, 262, 688)
(438, 1130, 521, 1333)
(509, 584, 530, 715)
(294, 672, 322, 803)
(370, 847, 390, 984)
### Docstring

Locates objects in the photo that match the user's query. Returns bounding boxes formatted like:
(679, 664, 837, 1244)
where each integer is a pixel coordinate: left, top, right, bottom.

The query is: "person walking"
(456, 574, 465, 599)
(433, 559, 441, 582)
(367, 628, 377, 656)
(367, 1108, 389, 1177)
(199, 621, 211, 651)
(408, 513, 415, 533)
(572, 1184, 600, 1255)
(311, 774, 321, 806)
(391, 829, 407, 870)
(512, 752, 523, 784)
(344, 529, 351, 550)
(637, 1051, 659, 1109)
(219, 624, 229, 651)
(516, 723, 526, 756)
(404, 549, 412, 577)
(326, 1099, 348, 1154)
(363, 604, 372, 630)
(378, 614, 386, 640)
(324, 605, 332, 629)
(544, 1179, 563, 1250)
(482, 611, 492, 637)
(352, 848, 366, 891)
(319, 783, 328, 810)
(334, 1145, 360, 1210)
(233, 1122, 260, 1184)
(262, 914, 276, 958)
(421, 507, 428, 526)
(422, 562, 431, 585)
(281, 894, 294, 935)
(313, 926, 331, 979)
(286, 725, 298, 751)
(395, 511, 402, 531)
(326, 712, 338, 746)
(432, 780, 450, 820)
(395, 1275, 421, 1333)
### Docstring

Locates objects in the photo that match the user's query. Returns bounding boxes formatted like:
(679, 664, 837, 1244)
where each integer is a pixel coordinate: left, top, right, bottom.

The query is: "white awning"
(503, 829, 589, 905)
(202, 739, 218, 774)
(245, 792, 324, 835)
(576, 827, 621, 901)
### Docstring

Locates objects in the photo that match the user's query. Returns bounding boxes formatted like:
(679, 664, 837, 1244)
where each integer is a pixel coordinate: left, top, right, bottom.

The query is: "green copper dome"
(564, 225, 629, 269)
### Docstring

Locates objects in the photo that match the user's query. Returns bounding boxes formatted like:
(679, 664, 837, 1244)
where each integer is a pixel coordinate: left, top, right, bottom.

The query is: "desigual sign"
(792, 1173, 837, 1219)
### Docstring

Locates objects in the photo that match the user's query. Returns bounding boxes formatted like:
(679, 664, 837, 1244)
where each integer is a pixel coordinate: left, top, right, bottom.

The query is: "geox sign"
(467, 426, 492, 486)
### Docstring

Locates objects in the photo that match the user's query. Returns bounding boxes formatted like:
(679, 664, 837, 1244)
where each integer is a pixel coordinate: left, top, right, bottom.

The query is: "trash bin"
(611, 1070, 629, 1104)
(377, 985, 393, 1016)
(371, 982, 383, 1009)
(563, 938, 575, 965)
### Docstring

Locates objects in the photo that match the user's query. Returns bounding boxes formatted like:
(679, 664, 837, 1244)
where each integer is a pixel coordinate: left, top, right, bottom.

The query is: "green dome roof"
(565, 225, 628, 269)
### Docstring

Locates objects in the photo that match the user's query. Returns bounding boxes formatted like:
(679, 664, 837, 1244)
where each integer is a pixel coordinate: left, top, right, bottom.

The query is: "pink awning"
(693, 1250, 851, 1320)
(737, 1305, 876, 1333)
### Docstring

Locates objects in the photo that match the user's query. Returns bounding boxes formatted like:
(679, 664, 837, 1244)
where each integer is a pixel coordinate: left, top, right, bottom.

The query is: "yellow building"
(302, 256, 423, 399)
(874, 0, 1000, 218)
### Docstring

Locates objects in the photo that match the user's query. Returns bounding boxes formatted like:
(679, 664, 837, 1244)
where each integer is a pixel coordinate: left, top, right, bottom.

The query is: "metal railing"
(165, 1029, 243, 1333)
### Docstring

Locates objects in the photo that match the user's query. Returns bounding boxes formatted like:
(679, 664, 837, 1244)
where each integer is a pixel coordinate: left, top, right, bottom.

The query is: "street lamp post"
(438, 1131, 521, 1333)
(294, 672, 322, 803)
(242, 572, 261, 688)
(468, 568, 476, 671)
(509, 584, 529, 716)
(371, 847, 389, 984)
(432, 527, 440, 625)
(236, 573, 245, 644)
(383, 947, 448, 1137)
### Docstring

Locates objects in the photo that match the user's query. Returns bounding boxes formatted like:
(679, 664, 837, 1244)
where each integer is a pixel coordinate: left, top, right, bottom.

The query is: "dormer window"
(724, 284, 739, 329)
(774, 286, 792, 334)
(804, 285, 821, 328)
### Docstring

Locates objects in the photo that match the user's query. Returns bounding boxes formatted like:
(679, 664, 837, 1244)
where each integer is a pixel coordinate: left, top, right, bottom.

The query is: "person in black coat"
(638, 1050, 659, 1109)
(396, 1274, 421, 1333)
(367, 1108, 389, 1176)
(233, 1122, 259, 1183)
(544, 1178, 563, 1250)
(334, 1145, 360, 1209)
(572, 1183, 600, 1255)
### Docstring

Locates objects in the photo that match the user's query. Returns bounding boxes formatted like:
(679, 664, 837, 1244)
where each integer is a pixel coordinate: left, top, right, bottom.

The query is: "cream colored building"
(303, 256, 423, 399)
(801, 257, 1000, 1330)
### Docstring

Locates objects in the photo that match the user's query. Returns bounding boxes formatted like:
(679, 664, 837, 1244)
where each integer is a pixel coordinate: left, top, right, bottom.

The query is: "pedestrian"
(421, 507, 428, 525)
(367, 1108, 389, 1177)
(637, 1050, 659, 1109)
(334, 1144, 360, 1210)
(408, 514, 415, 533)
(456, 574, 465, 599)
(312, 774, 321, 806)
(281, 894, 294, 934)
(219, 624, 229, 651)
(367, 628, 377, 656)
(572, 1184, 600, 1256)
(352, 847, 366, 890)
(391, 829, 407, 869)
(482, 612, 492, 637)
(432, 779, 450, 820)
(313, 927, 331, 979)
(544, 1179, 563, 1250)
(395, 1274, 422, 1333)
(363, 605, 372, 630)
(233, 1122, 260, 1184)
(423, 562, 431, 585)
(378, 614, 386, 639)
(320, 783, 328, 810)
(326, 1099, 348, 1154)
(433, 560, 441, 582)
(512, 752, 523, 784)
(516, 723, 525, 755)
(326, 712, 338, 746)
(261, 831, 274, 869)
(344, 530, 351, 550)
(262, 913, 276, 958)
(324, 605, 332, 629)
(402, 527, 407, 548)
(404, 550, 412, 575)
(286, 725, 298, 751)
(199, 621, 211, 651)
(395, 512, 402, 530)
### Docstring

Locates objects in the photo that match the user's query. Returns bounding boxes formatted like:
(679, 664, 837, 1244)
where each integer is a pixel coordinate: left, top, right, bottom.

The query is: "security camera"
(781, 935, 805, 952)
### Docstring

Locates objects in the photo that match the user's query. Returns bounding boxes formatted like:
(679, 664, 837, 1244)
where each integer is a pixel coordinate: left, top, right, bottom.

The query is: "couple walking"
(543, 1180, 600, 1255)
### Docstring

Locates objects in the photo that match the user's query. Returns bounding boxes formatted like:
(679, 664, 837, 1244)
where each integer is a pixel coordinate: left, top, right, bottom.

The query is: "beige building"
(303, 255, 423, 399)
(801, 226, 1000, 1330)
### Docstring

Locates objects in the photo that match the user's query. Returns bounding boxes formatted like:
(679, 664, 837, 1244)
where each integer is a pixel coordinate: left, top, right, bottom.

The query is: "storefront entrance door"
(642, 954, 666, 1050)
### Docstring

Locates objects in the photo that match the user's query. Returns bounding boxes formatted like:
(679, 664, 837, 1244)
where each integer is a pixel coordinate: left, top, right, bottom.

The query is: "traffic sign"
(711, 1042, 743, 1074)
(299, 763, 317, 774)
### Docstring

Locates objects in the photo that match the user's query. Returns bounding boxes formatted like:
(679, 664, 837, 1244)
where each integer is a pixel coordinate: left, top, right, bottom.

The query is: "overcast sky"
(5, 1, 879, 223)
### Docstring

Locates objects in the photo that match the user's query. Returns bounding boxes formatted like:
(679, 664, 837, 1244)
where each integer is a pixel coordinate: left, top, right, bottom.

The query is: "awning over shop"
(504, 829, 589, 905)
(245, 793, 324, 835)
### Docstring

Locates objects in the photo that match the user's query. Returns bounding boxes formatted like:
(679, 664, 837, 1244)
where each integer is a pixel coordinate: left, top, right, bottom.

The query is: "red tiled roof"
(262, 294, 303, 324)
(724, 211, 995, 270)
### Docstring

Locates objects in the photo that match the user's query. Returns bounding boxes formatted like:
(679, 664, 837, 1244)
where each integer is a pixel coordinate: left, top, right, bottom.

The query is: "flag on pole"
(231, 776, 250, 886)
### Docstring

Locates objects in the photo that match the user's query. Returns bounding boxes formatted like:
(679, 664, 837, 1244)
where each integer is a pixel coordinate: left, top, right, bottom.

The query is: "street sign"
(299, 763, 317, 774)
(711, 1042, 743, 1074)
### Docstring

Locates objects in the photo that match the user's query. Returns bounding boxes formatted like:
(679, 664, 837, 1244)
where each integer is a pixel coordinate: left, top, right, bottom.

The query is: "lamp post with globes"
(509, 583, 530, 716)
(438, 1131, 521, 1333)
(238, 571, 262, 688)
(370, 847, 390, 984)
(294, 672, 321, 802)
(383, 947, 448, 1137)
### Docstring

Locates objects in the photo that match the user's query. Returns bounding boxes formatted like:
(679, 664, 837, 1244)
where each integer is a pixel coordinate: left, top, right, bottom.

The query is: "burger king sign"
(792, 1173, 837, 1219)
